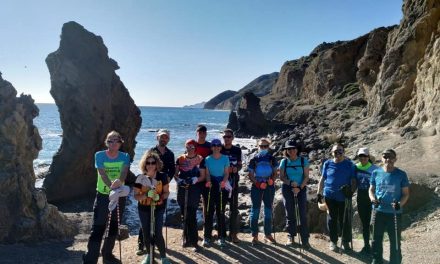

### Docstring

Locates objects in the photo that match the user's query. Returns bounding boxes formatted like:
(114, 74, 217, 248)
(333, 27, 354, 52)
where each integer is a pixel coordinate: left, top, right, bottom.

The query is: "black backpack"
(283, 156, 305, 179)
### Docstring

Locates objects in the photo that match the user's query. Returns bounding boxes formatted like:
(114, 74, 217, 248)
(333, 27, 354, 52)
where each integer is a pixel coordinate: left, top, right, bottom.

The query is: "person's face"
(106, 136, 122, 151)
(358, 154, 369, 165)
(157, 134, 170, 147)
(259, 141, 269, 150)
(211, 143, 222, 153)
(223, 133, 233, 145)
(287, 147, 298, 157)
(332, 146, 344, 158)
(145, 158, 157, 172)
(186, 144, 196, 154)
(382, 153, 396, 166)
(197, 130, 207, 141)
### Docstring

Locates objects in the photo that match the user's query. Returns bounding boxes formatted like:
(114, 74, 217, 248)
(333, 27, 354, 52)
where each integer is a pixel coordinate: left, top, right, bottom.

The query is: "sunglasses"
(186, 145, 196, 149)
(382, 154, 395, 160)
(287, 147, 297, 151)
(223, 135, 232, 139)
(259, 145, 269, 148)
(212, 144, 222, 147)
(358, 154, 369, 158)
(333, 149, 344, 154)
(146, 161, 156, 165)
(107, 140, 122, 144)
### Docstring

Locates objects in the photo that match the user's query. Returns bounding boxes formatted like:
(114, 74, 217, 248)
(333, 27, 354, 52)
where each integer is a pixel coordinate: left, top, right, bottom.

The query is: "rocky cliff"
(43, 21, 142, 203)
(0, 73, 74, 243)
(204, 90, 237, 109)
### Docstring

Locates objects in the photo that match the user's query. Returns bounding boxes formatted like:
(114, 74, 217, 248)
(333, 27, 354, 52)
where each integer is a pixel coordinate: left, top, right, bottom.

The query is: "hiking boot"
(161, 257, 171, 264)
(360, 245, 371, 255)
(264, 235, 276, 244)
(202, 238, 211, 248)
(141, 254, 150, 264)
(302, 242, 312, 250)
(102, 254, 122, 264)
(329, 242, 338, 252)
(285, 236, 293, 246)
(342, 241, 352, 251)
(192, 244, 201, 252)
(251, 235, 259, 246)
(217, 239, 226, 247)
(230, 233, 240, 243)
(136, 249, 147, 256)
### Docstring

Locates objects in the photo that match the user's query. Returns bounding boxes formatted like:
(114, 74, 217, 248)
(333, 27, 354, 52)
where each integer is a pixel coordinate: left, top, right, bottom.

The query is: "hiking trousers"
(250, 184, 275, 236)
(371, 211, 402, 264)
(177, 183, 201, 246)
(139, 207, 166, 259)
(282, 184, 309, 243)
(229, 174, 240, 235)
(357, 189, 372, 247)
(203, 180, 229, 240)
(325, 197, 352, 244)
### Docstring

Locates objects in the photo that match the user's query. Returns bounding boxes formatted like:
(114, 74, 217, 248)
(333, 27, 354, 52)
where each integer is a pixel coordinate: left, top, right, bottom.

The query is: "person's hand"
(371, 198, 381, 208)
(228, 167, 233, 173)
(221, 180, 226, 189)
(317, 194, 324, 203)
(176, 177, 183, 185)
(205, 181, 212, 188)
(191, 177, 198, 185)
(260, 182, 267, 190)
(392, 200, 400, 210)
(111, 179, 122, 189)
(147, 189, 156, 198)
(156, 197, 164, 205)
(224, 181, 233, 192)
(232, 167, 238, 173)
(340, 184, 353, 198)
(290, 181, 298, 188)
(268, 178, 274, 186)
(152, 193, 160, 202)
(293, 187, 300, 195)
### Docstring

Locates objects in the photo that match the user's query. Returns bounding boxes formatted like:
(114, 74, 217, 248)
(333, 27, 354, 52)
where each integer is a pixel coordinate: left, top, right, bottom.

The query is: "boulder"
(234, 92, 272, 137)
(43, 21, 142, 203)
(0, 73, 74, 243)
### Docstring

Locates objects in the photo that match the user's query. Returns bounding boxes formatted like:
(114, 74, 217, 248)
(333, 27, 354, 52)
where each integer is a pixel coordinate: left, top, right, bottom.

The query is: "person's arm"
(317, 175, 324, 195)
(98, 168, 113, 188)
(369, 185, 376, 202)
(300, 167, 310, 189)
(247, 158, 256, 183)
(168, 153, 176, 180)
(400, 186, 409, 207)
(350, 162, 357, 193)
(161, 183, 170, 200)
(234, 148, 243, 173)
(223, 156, 230, 182)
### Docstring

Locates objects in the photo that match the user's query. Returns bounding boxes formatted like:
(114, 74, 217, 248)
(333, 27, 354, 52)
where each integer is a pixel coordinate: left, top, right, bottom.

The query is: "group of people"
(82, 127, 410, 264)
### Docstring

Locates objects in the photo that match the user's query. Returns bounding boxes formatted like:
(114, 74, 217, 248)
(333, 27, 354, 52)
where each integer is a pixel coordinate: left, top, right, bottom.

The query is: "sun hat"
(157, 129, 170, 137)
(357, 147, 370, 156)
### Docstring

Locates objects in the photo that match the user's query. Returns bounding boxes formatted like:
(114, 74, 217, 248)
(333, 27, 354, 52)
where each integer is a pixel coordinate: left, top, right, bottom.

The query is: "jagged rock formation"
(204, 90, 237, 109)
(234, 92, 272, 137)
(0, 73, 74, 243)
(43, 21, 142, 203)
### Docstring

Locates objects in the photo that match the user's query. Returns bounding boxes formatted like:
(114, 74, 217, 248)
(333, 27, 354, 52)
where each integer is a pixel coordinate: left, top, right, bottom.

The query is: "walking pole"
(150, 200, 155, 264)
(183, 184, 189, 246)
(207, 185, 212, 215)
(393, 199, 400, 263)
(272, 180, 276, 242)
(117, 203, 122, 263)
(294, 192, 302, 253)
(340, 198, 349, 254)
(165, 198, 168, 250)
(349, 198, 353, 250)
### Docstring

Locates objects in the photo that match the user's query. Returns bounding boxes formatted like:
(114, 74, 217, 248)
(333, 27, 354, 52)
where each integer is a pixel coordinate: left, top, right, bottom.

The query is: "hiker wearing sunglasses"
(201, 138, 231, 247)
(355, 147, 379, 255)
(279, 140, 311, 250)
(369, 149, 409, 264)
(83, 131, 129, 264)
(317, 143, 356, 252)
(134, 151, 170, 264)
(248, 138, 277, 245)
(220, 128, 243, 243)
(175, 139, 203, 251)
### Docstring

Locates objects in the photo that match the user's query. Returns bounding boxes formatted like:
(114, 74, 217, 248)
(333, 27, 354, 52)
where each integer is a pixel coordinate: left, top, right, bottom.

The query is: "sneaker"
(230, 233, 240, 244)
(329, 242, 337, 252)
(141, 254, 150, 264)
(342, 241, 352, 251)
(192, 244, 201, 252)
(251, 235, 259, 246)
(302, 242, 312, 250)
(217, 239, 226, 247)
(136, 249, 146, 256)
(285, 237, 293, 246)
(360, 245, 371, 255)
(264, 235, 276, 244)
(161, 257, 171, 264)
(102, 254, 122, 264)
(202, 238, 211, 248)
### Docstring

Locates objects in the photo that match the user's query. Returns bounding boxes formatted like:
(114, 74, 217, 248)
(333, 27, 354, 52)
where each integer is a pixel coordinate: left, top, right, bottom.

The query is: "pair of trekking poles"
(105, 203, 123, 264)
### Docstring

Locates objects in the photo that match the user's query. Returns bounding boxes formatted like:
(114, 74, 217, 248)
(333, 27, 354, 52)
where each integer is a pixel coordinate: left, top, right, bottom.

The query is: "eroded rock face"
(43, 21, 141, 203)
(0, 73, 74, 243)
(235, 92, 271, 137)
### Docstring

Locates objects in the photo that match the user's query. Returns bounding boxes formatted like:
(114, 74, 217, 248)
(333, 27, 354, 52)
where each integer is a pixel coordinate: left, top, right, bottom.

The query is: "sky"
(0, 0, 403, 107)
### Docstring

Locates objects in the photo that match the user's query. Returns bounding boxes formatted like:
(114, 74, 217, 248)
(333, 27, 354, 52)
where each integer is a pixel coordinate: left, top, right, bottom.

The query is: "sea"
(33, 103, 231, 176)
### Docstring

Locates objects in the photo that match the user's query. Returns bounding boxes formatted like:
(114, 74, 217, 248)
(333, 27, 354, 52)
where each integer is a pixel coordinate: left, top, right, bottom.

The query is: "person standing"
(369, 149, 409, 264)
(355, 147, 378, 255)
(317, 143, 356, 252)
(137, 129, 175, 255)
(220, 129, 242, 243)
(134, 151, 171, 264)
(175, 139, 203, 251)
(279, 140, 311, 249)
(248, 138, 277, 245)
(202, 138, 231, 247)
(83, 131, 129, 264)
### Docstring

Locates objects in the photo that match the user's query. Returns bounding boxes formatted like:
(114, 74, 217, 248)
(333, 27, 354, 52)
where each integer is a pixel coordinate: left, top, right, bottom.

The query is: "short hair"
(139, 150, 163, 174)
(105, 131, 124, 146)
(258, 137, 271, 145)
(223, 128, 234, 136)
(196, 124, 207, 132)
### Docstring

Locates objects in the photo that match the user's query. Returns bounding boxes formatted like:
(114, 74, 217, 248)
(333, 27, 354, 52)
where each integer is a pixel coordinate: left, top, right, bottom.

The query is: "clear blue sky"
(0, 0, 403, 107)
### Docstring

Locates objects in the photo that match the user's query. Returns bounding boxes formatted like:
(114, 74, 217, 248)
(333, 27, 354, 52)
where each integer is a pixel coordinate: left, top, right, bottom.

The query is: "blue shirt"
(279, 157, 309, 184)
(204, 154, 229, 180)
(248, 152, 277, 182)
(371, 167, 409, 214)
(355, 162, 379, 190)
(95, 151, 130, 194)
(321, 159, 355, 201)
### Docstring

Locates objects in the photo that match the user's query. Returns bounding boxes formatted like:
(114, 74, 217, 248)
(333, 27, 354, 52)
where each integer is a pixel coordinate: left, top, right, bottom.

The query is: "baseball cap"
(284, 140, 298, 149)
(211, 138, 222, 146)
(157, 129, 170, 137)
(357, 147, 370, 156)
(382, 149, 396, 158)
